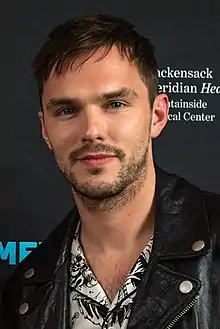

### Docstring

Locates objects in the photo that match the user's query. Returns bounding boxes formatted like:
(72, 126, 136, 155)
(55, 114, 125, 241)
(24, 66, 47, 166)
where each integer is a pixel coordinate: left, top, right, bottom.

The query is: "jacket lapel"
(127, 167, 211, 329)
(3, 207, 79, 329)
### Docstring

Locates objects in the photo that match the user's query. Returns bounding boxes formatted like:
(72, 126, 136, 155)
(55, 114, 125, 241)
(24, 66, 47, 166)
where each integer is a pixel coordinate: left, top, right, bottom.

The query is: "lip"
(77, 154, 116, 166)
(78, 153, 115, 160)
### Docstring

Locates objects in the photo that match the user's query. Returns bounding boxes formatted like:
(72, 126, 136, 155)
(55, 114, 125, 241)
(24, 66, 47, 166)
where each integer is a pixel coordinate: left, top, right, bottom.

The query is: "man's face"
(40, 47, 168, 200)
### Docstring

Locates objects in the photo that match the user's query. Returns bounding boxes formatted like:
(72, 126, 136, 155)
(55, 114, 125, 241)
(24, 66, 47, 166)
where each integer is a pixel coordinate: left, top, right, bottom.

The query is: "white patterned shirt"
(70, 225, 153, 329)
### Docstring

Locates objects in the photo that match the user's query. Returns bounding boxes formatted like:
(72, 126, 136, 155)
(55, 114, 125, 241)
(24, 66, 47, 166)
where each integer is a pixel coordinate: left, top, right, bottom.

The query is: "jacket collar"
(153, 165, 210, 259)
(14, 207, 79, 285)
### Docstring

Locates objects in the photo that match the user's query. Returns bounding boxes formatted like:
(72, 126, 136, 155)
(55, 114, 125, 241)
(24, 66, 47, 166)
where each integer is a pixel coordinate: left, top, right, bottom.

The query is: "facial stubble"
(53, 131, 151, 211)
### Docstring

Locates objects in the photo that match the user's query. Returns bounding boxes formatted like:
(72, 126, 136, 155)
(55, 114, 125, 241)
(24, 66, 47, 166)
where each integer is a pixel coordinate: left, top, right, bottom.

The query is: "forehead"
(42, 46, 148, 104)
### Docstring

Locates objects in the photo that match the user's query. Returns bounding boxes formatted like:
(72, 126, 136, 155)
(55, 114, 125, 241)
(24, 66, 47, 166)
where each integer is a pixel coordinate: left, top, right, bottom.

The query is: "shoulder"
(172, 169, 220, 234)
(202, 190, 220, 211)
(201, 190, 220, 232)
(1, 207, 79, 326)
(2, 207, 78, 290)
(156, 165, 220, 224)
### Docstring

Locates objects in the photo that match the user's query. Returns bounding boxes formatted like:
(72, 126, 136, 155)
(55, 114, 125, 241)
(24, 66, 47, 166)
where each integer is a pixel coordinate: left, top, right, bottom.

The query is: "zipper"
(166, 295, 199, 329)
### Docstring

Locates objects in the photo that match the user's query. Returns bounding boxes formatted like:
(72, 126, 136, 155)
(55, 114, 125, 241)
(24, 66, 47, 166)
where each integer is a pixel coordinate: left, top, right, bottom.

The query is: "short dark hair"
(32, 13, 158, 107)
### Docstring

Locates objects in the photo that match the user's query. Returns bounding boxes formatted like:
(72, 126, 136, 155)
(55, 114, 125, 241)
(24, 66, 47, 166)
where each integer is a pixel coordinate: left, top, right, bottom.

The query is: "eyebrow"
(101, 87, 138, 101)
(46, 87, 138, 110)
(46, 97, 80, 110)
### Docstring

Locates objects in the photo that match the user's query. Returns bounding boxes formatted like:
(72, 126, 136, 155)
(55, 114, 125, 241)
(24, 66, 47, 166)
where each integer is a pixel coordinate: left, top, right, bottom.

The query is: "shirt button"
(192, 240, 205, 252)
(19, 302, 29, 315)
(24, 268, 35, 279)
(179, 280, 193, 294)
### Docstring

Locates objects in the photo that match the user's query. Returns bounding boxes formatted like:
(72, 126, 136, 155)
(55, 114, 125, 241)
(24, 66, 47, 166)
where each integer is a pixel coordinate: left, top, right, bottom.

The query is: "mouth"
(77, 153, 116, 165)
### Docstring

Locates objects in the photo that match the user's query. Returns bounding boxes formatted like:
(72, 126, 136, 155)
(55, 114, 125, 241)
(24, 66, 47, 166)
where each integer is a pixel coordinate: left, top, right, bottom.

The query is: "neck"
(73, 162, 156, 253)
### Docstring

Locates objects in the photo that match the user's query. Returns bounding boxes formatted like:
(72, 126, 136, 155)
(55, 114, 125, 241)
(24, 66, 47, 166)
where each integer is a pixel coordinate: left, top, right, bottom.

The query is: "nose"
(81, 107, 107, 142)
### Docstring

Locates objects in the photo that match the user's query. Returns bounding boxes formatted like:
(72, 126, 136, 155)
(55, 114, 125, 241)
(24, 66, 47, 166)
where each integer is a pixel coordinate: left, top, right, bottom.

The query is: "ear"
(38, 110, 52, 150)
(150, 94, 169, 138)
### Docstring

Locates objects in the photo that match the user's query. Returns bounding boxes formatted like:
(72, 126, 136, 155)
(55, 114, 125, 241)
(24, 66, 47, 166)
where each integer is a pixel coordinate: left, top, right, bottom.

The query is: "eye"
(57, 107, 78, 116)
(61, 107, 74, 115)
(108, 101, 125, 109)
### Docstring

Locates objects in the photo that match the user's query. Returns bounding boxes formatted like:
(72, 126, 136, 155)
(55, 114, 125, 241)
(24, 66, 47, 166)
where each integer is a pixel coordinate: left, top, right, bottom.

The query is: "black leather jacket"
(1, 167, 220, 329)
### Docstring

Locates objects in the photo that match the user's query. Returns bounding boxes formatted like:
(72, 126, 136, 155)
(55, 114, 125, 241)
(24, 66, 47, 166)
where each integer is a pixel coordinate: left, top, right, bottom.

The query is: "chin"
(73, 183, 122, 200)
(67, 170, 118, 190)
(80, 179, 114, 188)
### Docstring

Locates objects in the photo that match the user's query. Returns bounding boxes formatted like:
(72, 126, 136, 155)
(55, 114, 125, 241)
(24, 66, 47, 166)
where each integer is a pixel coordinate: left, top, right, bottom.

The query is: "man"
(1, 13, 220, 329)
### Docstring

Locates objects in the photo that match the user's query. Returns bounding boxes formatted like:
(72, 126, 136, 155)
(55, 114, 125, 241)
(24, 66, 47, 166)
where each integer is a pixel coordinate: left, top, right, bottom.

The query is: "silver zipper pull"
(166, 295, 200, 329)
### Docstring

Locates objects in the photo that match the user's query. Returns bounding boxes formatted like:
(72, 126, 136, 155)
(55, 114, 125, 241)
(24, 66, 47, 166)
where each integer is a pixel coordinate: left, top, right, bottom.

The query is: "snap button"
(24, 268, 35, 279)
(179, 280, 193, 294)
(192, 240, 205, 252)
(19, 302, 29, 315)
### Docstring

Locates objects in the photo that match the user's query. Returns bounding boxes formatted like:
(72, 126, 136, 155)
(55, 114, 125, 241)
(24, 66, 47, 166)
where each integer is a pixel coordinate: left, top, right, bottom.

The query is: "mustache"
(69, 143, 125, 163)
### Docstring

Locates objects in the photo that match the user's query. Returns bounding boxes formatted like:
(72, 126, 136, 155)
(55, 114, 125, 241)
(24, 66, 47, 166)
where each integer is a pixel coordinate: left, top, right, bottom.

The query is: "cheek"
(109, 114, 149, 157)
(46, 121, 78, 153)
(112, 115, 149, 142)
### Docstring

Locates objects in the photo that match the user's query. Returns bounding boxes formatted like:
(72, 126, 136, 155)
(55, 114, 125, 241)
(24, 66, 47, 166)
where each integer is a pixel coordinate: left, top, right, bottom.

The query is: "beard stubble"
(53, 137, 150, 211)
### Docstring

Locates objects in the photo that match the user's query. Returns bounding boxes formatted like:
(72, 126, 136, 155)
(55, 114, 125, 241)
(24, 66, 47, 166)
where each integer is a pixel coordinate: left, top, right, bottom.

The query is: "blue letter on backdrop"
(19, 242, 38, 263)
(0, 242, 16, 265)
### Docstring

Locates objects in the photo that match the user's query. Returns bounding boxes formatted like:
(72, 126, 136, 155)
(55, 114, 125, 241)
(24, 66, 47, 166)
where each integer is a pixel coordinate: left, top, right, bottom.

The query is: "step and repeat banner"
(0, 0, 219, 290)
